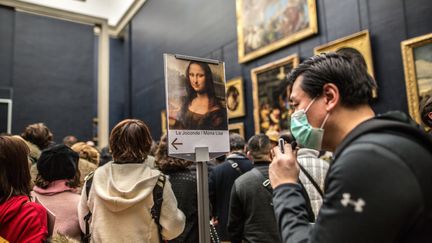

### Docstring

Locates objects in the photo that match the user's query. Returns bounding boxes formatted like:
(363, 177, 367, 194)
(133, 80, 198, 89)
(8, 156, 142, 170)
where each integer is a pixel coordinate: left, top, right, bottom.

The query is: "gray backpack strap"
(227, 159, 243, 175)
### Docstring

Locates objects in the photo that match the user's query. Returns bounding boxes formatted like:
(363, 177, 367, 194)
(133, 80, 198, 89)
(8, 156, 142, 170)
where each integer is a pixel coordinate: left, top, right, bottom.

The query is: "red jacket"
(0, 195, 48, 243)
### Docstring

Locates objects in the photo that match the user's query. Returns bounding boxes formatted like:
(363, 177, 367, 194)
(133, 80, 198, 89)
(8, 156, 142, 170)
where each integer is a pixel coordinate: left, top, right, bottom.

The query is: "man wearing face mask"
(270, 53, 432, 243)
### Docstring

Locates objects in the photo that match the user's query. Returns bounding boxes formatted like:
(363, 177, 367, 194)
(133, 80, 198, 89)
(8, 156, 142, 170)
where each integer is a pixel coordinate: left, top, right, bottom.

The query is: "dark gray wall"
(0, 8, 96, 142)
(130, 0, 432, 140)
(109, 27, 131, 131)
(0, 6, 14, 89)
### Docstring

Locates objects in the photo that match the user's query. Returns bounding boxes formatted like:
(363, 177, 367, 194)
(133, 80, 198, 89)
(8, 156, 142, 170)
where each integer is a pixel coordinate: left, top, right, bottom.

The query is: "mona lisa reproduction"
(226, 77, 246, 119)
(251, 54, 299, 134)
(401, 33, 432, 124)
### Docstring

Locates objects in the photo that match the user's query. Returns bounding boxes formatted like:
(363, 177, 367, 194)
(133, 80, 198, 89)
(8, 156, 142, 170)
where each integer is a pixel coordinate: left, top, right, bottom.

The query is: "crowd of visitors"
(1, 52, 432, 243)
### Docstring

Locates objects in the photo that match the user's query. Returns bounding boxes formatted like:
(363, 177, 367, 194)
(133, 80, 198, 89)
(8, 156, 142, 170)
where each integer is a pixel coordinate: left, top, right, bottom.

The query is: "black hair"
(286, 52, 375, 107)
(247, 134, 272, 160)
(229, 133, 245, 151)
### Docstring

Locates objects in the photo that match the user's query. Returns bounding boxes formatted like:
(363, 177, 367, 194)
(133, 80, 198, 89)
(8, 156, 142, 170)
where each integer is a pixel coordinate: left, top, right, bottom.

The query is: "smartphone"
(278, 138, 285, 154)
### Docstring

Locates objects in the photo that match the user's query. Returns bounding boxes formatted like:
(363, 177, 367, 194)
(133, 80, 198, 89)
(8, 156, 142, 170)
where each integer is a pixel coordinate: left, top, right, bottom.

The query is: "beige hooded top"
(77, 161, 185, 242)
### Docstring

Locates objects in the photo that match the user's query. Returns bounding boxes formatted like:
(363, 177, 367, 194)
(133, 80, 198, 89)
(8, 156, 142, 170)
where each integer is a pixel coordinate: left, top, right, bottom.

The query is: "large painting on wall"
(226, 77, 246, 119)
(401, 33, 432, 125)
(314, 30, 376, 97)
(236, 0, 317, 63)
(251, 54, 300, 134)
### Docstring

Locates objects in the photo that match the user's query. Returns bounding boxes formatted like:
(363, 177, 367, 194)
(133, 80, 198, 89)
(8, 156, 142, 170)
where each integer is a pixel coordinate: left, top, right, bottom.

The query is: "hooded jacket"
(273, 112, 432, 243)
(32, 180, 81, 240)
(78, 161, 185, 243)
(0, 195, 48, 242)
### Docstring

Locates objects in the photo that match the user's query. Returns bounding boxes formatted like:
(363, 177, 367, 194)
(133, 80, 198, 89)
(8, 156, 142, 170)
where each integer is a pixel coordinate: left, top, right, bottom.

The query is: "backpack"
(81, 172, 166, 243)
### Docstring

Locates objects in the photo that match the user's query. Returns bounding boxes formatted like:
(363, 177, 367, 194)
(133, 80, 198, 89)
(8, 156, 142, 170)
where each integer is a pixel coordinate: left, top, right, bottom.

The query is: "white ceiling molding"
(0, 0, 147, 37)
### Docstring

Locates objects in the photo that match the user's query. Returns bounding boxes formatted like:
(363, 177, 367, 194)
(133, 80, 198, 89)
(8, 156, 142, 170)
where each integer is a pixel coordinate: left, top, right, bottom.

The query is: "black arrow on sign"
(171, 138, 183, 150)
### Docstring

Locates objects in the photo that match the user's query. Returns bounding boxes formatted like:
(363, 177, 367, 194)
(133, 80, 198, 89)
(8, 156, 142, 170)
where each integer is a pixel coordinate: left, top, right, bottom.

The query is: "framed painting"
(401, 33, 432, 125)
(161, 110, 167, 135)
(251, 54, 300, 134)
(226, 77, 246, 119)
(314, 30, 376, 97)
(229, 122, 245, 139)
(236, 0, 318, 63)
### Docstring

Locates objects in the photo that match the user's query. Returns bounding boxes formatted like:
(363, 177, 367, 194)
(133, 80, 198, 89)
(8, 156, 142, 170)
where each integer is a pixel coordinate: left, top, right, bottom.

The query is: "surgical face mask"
(290, 98, 329, 150)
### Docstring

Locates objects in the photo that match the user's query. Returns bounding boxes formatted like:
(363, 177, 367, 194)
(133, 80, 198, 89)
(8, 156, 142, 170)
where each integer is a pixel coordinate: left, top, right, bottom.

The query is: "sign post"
(164, 54, 229, 243)
(195, 147, 210, 243)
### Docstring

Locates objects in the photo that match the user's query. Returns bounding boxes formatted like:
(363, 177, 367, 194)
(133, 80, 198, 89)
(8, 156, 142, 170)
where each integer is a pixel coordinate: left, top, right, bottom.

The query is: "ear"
(246, 151, 253, 161)
(428, 112, 432, 121)
(322, 83, 339, 112)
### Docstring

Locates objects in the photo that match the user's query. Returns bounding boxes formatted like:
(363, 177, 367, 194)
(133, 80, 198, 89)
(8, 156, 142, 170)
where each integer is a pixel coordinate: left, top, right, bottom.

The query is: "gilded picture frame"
(314, 30, 376, 97)
(229, 122, 245, 139)
(236, 0, 318, 63)
(226, 77, 246, 119)
(401, 33, 432, 125)
(251, 54, 300, 134)
(161, 110, 167, 135)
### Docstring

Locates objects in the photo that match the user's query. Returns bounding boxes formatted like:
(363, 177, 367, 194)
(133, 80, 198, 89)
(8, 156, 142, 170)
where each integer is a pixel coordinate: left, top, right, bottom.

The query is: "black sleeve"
(208, 168, 217, 218)
(273, 143, 421, 243)
(227, 182, 245, 243)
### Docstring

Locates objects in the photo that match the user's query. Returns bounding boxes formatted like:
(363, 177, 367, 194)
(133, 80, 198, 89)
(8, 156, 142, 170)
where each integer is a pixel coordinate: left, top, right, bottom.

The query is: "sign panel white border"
(164, 54, 229, 161)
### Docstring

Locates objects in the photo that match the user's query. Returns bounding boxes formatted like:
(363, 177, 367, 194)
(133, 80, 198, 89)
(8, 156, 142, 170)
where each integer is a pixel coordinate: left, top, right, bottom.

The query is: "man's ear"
(428, 111, 432, 121)
(322, 83, 339, 111)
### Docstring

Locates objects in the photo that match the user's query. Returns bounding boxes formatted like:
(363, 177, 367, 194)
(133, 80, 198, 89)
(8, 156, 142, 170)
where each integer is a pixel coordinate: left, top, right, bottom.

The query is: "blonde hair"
(71, 142, 100, 165)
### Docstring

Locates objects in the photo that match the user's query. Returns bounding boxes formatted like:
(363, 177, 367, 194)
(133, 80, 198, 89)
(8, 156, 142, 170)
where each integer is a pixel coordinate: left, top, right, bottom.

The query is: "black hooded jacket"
(273, 111, 432, 243)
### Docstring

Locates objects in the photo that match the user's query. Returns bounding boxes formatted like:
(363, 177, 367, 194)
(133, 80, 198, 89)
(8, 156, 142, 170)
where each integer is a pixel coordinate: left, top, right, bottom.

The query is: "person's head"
(21, 123, 53, 150)
(109, 119, 152, 163)
(246, 134, 272, 162)
(99, 146, 113, 167)
(36, 144, 80, 189)
(0, 136, 31, 203)
(287, 53, 375, 150)
(71, 142, 100, 165)
(229, 133, 246, 153)
(185, 61, 216, 102)
(336, 47, 377, 91)
(420, 95, 432, 128)
(155, 134, 193, 173)
(63, 135, 78, 147)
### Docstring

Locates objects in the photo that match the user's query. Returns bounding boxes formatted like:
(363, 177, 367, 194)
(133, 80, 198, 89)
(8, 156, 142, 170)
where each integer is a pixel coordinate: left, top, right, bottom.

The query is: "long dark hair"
(0, 136, 31, 203)
(183, 61, 218, 111)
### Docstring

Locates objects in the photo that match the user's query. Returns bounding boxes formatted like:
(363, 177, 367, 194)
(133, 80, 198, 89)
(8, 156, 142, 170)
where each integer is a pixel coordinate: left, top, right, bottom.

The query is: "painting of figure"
(401, 33, 432, 124)
(236, 0, 317, 63)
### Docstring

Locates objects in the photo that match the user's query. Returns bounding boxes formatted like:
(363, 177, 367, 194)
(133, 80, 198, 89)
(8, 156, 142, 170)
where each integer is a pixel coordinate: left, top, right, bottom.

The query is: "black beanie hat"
(37, 144, 79, 181)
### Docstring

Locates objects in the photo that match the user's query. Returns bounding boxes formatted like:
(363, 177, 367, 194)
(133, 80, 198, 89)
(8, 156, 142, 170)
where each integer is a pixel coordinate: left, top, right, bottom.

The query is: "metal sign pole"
(196, 147, 210, 243)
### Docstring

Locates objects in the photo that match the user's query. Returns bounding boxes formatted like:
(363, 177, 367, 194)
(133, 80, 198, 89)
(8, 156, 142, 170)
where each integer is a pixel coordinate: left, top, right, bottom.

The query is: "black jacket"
(273, 112, 432, 243)
(166, 169, 199, 243)
(228, 162, 282, 243)
(208, 153, 253, 240)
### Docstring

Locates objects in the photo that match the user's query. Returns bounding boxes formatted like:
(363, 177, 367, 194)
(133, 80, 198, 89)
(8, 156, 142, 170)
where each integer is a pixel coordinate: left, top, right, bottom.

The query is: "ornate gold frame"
(251, 54, 300, 134)
(226, 77, 246, 119)
(401, 33, 432, 124)
(314, 30, 374, 75)
(161, 110, 167, 135)
(236, 0, 318, 63)
(229, 122, 245, 139)
(314, 30, 376, 97)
